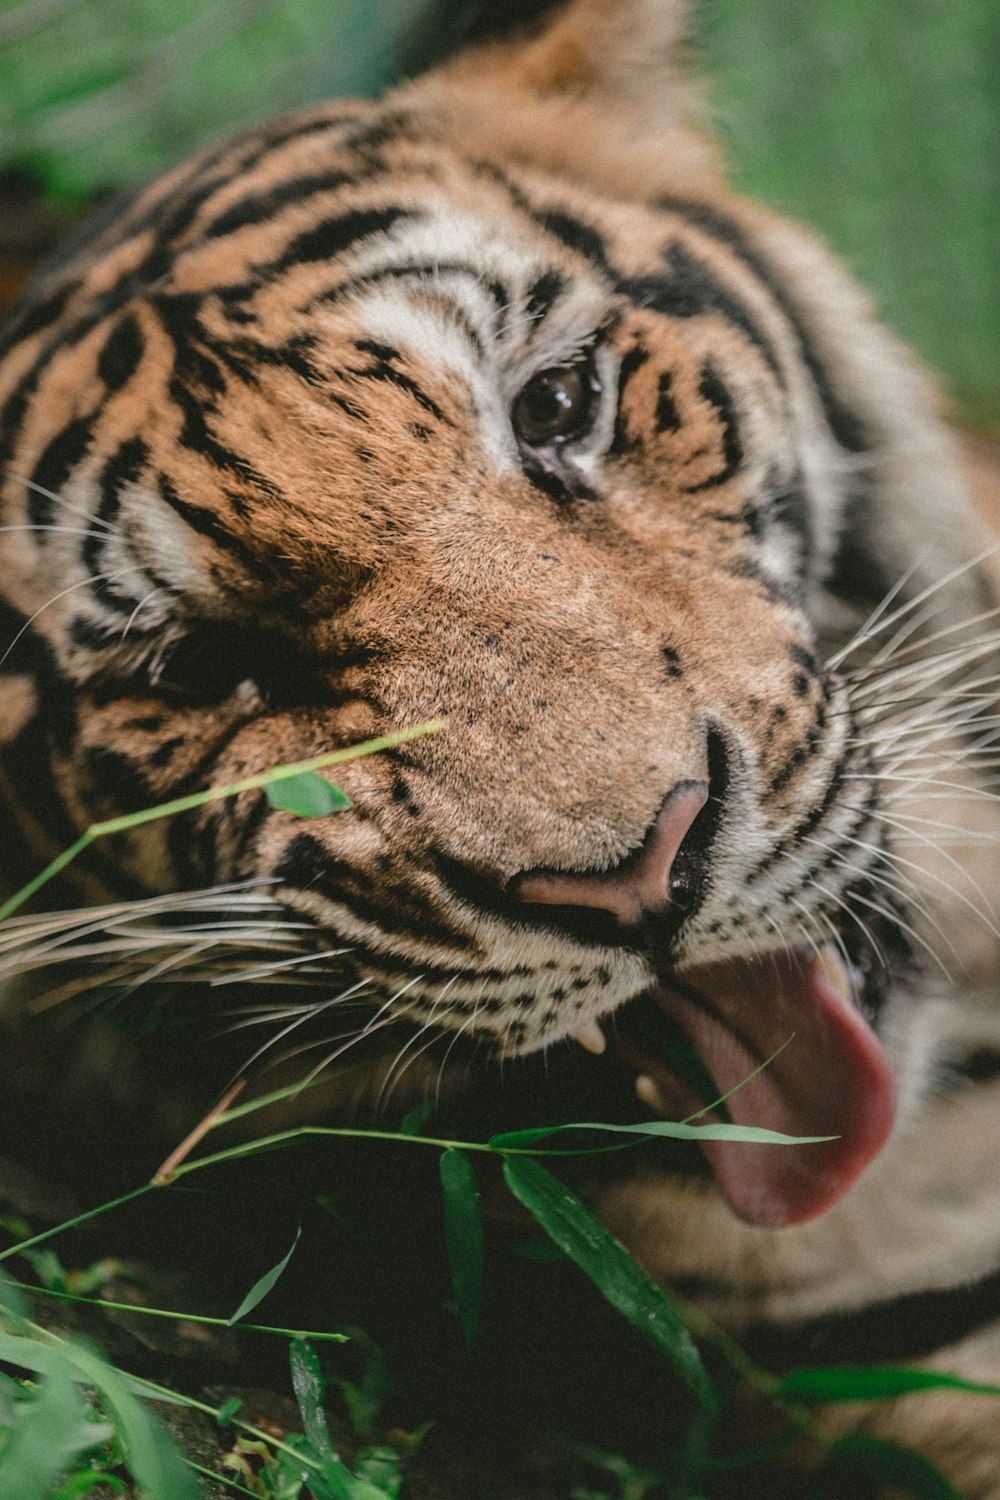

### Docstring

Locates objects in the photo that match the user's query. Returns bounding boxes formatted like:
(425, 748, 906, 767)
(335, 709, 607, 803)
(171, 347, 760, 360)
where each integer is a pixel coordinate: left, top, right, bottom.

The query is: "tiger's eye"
(511, 364, 595, 447)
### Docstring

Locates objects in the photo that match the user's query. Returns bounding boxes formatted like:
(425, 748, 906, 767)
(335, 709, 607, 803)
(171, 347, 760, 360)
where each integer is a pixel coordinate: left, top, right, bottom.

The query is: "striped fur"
(1, 2, 999, 1489)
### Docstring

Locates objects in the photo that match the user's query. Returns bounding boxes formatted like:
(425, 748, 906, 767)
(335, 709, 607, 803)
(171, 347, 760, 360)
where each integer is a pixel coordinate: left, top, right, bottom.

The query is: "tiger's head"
(1, 0, 998, 1231)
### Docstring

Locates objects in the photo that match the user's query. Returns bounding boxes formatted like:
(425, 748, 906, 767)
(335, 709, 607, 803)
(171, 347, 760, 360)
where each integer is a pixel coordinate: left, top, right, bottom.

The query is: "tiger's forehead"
(0, 98, 849, 629)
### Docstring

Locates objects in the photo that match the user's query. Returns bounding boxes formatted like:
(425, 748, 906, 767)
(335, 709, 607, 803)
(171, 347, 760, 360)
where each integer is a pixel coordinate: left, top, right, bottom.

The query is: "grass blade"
(502, 1157, 716, 1414)
(780, 1367, 1000, 1404)
(289, 1339, 336, 1461)
(0, 1351, 100, 1500)
(63, 1340, 201, 1500)
(439, 1149, 483, 1350)
(817, 1434, 963, 1499)
(228, 1225, 302, 1326)
(491, 1119, 834, 1150)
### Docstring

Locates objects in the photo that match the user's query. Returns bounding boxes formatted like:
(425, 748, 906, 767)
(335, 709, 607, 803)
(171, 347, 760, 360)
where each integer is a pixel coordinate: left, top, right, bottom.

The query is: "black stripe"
(342, 111, 416, 156)
(524, 269, 565, 331)
(346, 349, 447, 424)
(274, 833, 475, 952)
(316, 260, 509, 321)
(610, 342, 650, 455)
(81, 437, 148, 606)
(202, 170, 359, 239)
(264, 206, 414, 274)
(684, 363, 743, 492)
(447, 0, 568, 50)
(655, 371, 681, 433)
(519, 452, 597, 505)
(84, 745, 153, 814)
(96, 313, 145, 392)
(154, 473, 269, 581)
(747, 747, 858, 883)
(27, 417, 93, 529)
(767, 481, 813, 561)
(651, 200, 887, 608)
(746, 1266, 1000, 1369)
(536, 208, 614, 273)
(623, 241, 783, 382)
(826, 525, 894, 612)
(231, 110, 365, 174)
(0, 279, 80, 360)
(655, 197, 869, 455)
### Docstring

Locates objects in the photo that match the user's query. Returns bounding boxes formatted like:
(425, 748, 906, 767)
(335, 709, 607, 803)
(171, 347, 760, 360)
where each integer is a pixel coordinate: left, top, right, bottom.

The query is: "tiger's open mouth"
(510, 753, 900, 1228)
(602, 942, 897, 1229)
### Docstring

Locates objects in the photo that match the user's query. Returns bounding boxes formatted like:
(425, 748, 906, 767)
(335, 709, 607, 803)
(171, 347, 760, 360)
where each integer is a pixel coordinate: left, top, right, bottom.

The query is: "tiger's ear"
(412, 0, 718, 196)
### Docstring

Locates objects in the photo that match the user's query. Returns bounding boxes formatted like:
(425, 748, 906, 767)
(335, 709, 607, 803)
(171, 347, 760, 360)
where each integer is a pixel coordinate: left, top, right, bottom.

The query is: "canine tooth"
(574, 1021, 606, 1055)
(813, 944, 853, 1003)
(635, 1073, 668, 1114)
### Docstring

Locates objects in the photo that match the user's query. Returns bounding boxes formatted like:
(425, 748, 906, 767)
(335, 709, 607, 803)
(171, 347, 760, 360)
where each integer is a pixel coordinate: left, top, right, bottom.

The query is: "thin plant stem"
(0, 720, 444, 923)
(7, 1281, 348, 1342)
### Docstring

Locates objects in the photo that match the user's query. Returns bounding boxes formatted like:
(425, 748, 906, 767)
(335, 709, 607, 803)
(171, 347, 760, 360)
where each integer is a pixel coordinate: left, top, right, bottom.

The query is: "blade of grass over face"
(778, 1367, 1000, 1403)
(265, 771, 352, 817)
(490, 1119, 835, 1150)
(0, 720, 444, 923)
(502, 1156, 717, 1415)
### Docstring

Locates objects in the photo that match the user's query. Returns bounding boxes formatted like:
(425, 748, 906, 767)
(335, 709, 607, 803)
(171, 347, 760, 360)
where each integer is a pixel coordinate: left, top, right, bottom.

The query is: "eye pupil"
(512, 363, 594, 447)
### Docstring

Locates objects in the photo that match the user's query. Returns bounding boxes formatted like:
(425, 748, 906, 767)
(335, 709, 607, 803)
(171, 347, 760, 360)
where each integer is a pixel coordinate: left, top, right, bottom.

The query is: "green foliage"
(503, 1156, 717, 1416)
(0, 709, 994, 1494)
(0, 0, 453, 201)
(265, 772, 352, 818)
(438, 1148, 483, 1349)
(228, 1225, 303, 1326)
(0, 1327, 198, 1500)
(778, 1366, 1000, 1404)
(283, 1339, 402, 1500)
(695, 0, 1000, 426)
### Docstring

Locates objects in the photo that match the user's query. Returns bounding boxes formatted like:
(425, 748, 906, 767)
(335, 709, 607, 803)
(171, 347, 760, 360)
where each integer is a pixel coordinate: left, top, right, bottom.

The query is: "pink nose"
(514, 782, 709, 926)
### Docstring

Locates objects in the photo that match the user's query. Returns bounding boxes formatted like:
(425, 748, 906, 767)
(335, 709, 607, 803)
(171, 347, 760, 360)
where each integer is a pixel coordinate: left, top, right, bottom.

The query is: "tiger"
(1, 0, 999, 1491)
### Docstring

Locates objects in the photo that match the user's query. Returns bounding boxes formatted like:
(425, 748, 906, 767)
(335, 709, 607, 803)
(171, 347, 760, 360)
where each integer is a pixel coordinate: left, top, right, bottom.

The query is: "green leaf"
(52, 1470, 127, 1498)
(265, 772, 352, 818)
(0, 1270, 28, 1319)
(489, 1125, 564, 1150)
(228, 1225, 302, 1325)
(439, 1149, 483, 1350)
(818, 1434, 963, 1500)
(288, 1340, 394, 1498)
(0, 1332, 198, 1500)
(354, 1446, 403, 1499)
(502, 1157, 716, 1414)
(289, 1339, 335, 1461)
(334, 1329, 390, 1440)
(779, 1366, 1000, 1404)
(215, 1396, 243, 1425)
(271, 1435, 351, 1500)
(0, 1353, 100, 1500)
(398, 1098, 436, 1137)
(490, 1119, 834, 1150)
(63, 1341, 200, 1500)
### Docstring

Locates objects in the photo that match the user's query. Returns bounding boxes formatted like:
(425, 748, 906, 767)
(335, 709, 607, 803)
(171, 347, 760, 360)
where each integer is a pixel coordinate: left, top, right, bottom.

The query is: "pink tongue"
(619, 953, 896, 1228)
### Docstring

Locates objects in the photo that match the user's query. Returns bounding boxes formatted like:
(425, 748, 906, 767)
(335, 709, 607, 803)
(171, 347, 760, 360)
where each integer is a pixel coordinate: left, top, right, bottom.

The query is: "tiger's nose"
(514, 781, 709, 926)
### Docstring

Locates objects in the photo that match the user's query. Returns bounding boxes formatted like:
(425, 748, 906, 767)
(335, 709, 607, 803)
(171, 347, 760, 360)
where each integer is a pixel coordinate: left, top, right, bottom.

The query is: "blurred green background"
(0, 0, 997, 428)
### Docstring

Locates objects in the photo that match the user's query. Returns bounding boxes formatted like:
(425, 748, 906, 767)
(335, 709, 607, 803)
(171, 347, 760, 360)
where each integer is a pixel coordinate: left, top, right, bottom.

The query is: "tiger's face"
(1, 2, 997, 1235)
